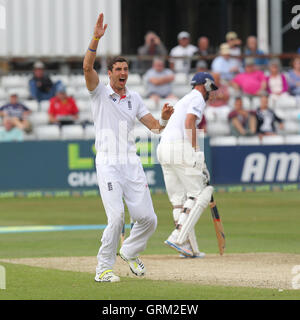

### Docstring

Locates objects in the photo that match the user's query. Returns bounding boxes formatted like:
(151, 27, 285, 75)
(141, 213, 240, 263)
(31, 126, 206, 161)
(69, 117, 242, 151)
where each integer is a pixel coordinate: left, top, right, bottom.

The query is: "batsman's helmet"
(190, 72, 218, 92)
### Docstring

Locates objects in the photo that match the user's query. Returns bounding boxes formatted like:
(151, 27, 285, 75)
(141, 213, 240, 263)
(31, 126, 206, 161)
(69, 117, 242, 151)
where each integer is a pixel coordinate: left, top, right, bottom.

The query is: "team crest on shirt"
(107, 182, 113, 191)
(128, 101, 132, 110)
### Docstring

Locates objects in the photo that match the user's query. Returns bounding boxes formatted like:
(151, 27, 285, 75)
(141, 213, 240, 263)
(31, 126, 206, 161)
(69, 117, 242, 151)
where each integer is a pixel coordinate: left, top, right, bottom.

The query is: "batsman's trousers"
(156, 141, 206, 207)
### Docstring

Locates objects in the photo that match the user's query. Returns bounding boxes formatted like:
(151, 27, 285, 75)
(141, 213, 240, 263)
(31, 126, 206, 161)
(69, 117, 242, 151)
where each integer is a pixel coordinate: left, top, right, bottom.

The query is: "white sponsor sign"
(241, 152, 300, 183)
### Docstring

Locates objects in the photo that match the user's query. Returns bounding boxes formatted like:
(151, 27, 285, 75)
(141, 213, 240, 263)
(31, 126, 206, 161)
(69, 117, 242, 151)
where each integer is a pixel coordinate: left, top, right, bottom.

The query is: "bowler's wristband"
(159, 117, 168, 127)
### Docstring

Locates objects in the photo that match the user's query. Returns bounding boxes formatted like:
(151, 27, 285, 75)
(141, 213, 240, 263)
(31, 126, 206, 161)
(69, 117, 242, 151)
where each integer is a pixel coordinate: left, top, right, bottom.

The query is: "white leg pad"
(177, 186, 214, 245)
(172, 207, 182, 224)
(188, 228, 200, 254)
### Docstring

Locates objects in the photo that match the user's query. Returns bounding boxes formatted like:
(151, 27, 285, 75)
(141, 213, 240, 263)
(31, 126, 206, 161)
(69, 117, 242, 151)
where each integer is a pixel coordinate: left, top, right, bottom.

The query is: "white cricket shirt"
(169, 44, 198, 73)
(160, 89, 206, 143)
(89, 82, 149, 161)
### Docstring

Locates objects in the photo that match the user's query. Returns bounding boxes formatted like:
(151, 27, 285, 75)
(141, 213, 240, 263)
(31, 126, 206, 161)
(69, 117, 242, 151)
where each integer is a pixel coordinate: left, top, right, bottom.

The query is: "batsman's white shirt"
(160, 89, 206, 143)
(89, 81, 157, 275)
(157, 89, 207, 205)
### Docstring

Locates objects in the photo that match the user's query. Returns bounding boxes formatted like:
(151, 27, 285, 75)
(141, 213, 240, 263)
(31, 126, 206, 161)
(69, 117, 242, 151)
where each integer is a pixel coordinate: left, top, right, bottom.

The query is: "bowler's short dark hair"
(107, 56, 129, 71)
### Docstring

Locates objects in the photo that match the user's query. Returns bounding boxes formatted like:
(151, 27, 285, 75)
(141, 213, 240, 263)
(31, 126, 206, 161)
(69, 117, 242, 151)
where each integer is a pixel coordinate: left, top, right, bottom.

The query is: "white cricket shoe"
(164, 230, 194, 257)
(119, 250, 146, 276)
(95, 270, 120, 282)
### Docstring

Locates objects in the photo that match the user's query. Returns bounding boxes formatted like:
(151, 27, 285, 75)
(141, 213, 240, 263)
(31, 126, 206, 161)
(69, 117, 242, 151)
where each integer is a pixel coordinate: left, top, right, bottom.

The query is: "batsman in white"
(83, 13, 174, 282)
(157, 72, 218, 257)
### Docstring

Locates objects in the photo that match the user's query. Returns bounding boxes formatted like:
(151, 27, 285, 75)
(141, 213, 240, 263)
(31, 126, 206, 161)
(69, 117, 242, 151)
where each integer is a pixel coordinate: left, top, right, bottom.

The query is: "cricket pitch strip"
(1, 253, 299, 290)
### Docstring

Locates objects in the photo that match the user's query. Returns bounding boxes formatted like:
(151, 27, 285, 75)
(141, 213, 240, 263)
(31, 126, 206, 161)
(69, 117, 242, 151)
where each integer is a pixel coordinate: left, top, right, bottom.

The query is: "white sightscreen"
(0, 0, 121, 57)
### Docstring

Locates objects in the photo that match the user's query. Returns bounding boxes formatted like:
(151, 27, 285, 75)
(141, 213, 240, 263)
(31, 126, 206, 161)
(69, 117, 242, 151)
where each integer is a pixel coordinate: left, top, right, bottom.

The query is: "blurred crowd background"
(0, 0, 300, 145)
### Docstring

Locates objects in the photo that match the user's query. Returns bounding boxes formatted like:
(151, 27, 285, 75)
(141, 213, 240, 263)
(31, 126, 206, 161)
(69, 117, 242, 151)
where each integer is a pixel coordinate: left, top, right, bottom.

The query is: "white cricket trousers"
(95, 156, 157, 274)
(156, 141, 206, 207)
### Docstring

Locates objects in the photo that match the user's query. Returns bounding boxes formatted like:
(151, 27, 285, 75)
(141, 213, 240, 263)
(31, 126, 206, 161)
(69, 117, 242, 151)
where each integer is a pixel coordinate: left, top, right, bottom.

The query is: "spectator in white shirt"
(169, 31, 198, 73)
(211, 43, 242, 81)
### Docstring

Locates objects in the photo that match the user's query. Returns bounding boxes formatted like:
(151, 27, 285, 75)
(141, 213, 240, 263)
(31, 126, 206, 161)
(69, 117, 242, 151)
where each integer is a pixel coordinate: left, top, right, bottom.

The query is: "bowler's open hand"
(94, 13, 108, 39)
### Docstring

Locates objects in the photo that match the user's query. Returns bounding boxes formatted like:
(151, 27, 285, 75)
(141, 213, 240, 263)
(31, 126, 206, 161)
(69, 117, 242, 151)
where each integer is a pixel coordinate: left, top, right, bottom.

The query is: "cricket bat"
(120, 219, 134, 247)
(120, 223, 126, 246)
(209, 195, 226, 255)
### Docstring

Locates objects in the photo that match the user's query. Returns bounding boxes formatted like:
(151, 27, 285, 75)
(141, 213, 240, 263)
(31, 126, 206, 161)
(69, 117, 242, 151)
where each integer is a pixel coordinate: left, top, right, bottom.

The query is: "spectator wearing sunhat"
(169, 31, 198, 73)
(211, 43, 242, 81)
(225, 31, 242, 57)
(29, 61, 63, 102)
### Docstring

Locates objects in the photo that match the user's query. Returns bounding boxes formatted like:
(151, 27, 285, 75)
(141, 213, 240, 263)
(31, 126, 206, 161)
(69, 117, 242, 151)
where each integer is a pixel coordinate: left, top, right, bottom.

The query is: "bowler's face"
(109, 62, 129, 90)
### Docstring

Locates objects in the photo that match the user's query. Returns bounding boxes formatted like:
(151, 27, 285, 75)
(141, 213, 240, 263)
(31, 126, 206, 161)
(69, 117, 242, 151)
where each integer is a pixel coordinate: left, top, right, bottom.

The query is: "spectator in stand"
(195, 60, 208, 73)
(137, 31, 167, 74)
(0, 93, 32, 133)
(143, 58, 177, 104)
(29, 61, 62, 102)
(231, 57, 266, 96)
(0, 117, 24, 142)
(228, 96, 257, 136)
(169, 31, 198, 73)
(48, 85, 79, 126)
(193, 36, 214, 69)
(205, 73, 230, 122)
(266, 59, 289, 105)
(211, 43, 242, 81)
(207, 72, 230, 107)
(256, 93, 284, 138)
(287, 57, 300, 96)
(225, 31, 242, 58)
(244, 36, 268, 67)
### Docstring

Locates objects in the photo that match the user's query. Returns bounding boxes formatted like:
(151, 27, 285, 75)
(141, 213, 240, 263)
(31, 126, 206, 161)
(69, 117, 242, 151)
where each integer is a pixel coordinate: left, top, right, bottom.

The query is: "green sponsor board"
(0, 140, 163, 191)
(0, 138, 211, 191)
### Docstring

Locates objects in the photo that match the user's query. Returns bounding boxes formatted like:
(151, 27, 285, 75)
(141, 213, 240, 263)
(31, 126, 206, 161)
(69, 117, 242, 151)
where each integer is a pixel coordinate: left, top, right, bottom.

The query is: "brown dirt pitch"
(1, 253, 300, 289)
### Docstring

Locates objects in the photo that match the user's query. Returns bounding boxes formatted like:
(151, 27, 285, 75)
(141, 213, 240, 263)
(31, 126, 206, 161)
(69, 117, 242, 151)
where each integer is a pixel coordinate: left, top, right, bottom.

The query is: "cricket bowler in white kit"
(157, 72, 218, 257)
(83, 13, 174, 282)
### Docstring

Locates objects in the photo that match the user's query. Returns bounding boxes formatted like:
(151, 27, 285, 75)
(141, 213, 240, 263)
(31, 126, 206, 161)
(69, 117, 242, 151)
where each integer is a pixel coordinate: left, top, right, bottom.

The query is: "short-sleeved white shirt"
(169, 44, 198, 73)
(160, 89, 206, 143)
(89, 82, 149, 160)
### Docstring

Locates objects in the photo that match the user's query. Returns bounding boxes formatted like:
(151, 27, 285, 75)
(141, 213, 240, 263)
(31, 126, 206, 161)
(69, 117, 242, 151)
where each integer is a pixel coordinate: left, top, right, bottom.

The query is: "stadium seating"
(206, 121, 231, 136)
(35, 125, 60, 140)
(23, 100, 39, 112)
(282, 120, 299, 134)
(238, 136, 261, 145)
(174, 73, 188, 85)
(210, 136, 238, 146)
(40, 100, 50, 112)
(0, 71, 300, 142)
(61, 125, 84, 140)
(84, 125, 95, 140)
(261, 135, 285, 145)
(1, 75, 29, 88)
(143, 98, 157, 111)
(284, 134, 300, 144)
(126, 74, 141, 85)
(29, 112, 49, 126)
(7, 87, 29, 99)
(76, 100, 91, 112)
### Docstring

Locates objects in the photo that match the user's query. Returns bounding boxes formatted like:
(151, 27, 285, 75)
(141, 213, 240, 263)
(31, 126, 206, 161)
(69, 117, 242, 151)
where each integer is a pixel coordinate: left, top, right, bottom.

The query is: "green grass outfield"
(0, 191, 300, 300)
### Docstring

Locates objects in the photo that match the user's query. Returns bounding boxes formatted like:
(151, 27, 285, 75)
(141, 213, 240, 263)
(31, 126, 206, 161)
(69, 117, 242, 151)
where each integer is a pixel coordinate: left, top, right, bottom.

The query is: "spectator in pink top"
(231, 57, 266, 96)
